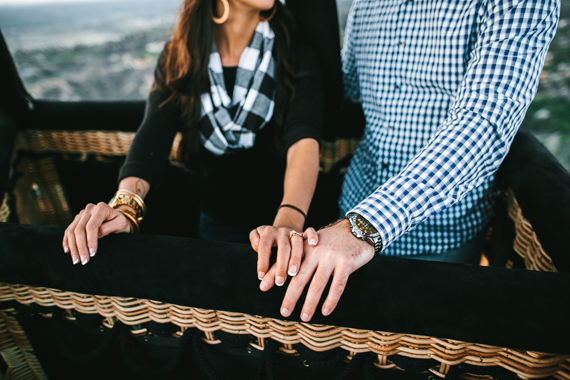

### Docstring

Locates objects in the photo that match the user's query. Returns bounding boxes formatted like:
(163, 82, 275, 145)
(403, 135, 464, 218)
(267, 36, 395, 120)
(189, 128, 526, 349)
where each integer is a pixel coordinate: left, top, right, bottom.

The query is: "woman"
(62, 0, 322, 289)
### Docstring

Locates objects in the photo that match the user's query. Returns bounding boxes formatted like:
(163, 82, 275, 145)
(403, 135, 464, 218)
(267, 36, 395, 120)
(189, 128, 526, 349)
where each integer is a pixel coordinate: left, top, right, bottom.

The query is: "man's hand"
(278, 219, 375, 322)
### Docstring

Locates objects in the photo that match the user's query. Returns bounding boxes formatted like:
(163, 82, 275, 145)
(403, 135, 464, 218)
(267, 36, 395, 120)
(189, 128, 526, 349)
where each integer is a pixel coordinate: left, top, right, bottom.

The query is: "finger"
(300, 265, 335, 322)
(256, 228, 275, 279)
(321, 268, 351, 316)
(303, 227, 319, 246)
(274, 231, 291, 286)
(63, 223, 79, 265)
(259, 263, 277, 292)
(74, 204, 95, 265)
(249, 229, 261, 252)
(288, 233, 304, 277)
(84, 202, 111, 257)
(66, 212, 84, 265)
(99, 211, 131, 237)
(280, 255, 318, 318)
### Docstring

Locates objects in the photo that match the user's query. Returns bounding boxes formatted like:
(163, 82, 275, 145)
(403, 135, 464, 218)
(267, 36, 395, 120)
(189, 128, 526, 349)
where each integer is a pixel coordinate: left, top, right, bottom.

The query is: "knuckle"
(85, 203, 95, 210)
(282, 295, 298, 306)
(310, 281, 324, 293)
(335, 275, 349, 288)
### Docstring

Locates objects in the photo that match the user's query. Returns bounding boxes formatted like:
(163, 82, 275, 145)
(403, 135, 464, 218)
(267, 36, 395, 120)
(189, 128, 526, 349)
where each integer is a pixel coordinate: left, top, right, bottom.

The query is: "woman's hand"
(62, 202, 131, 265)
(250, 226, 319, 291)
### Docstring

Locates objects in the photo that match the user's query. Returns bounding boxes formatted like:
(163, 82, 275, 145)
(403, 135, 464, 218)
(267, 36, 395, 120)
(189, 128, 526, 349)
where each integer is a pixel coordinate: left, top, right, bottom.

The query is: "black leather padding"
(1, 222, 569, 354)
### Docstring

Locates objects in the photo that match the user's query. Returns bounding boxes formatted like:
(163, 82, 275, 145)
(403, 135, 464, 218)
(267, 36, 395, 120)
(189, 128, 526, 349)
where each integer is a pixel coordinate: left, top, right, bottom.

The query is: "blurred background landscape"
(1, 0, 569, 171)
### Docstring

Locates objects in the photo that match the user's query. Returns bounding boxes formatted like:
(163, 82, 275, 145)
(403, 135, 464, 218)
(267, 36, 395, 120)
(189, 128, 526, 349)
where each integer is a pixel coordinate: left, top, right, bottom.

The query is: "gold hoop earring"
(211, 0, 229, 24)
(259, 4, 277, 22)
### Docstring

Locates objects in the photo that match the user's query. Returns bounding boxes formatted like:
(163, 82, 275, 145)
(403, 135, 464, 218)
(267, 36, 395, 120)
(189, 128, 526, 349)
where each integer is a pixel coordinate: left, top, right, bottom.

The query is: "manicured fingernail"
(301, 313, 310, 322)
(64, 246, 69, 253)
(73, 258, 79, 265)
(89, 248, 96, 257)
(275, 276, 284, 286)
(323, 308, 330, 316)
(309, 239, 317, 246)
(260, 281, 267, 291)
(287, 266, 297, 276)
(258, 272, 265, 280)
(81, 258, 88, 265)
(281, 307, 289, 316)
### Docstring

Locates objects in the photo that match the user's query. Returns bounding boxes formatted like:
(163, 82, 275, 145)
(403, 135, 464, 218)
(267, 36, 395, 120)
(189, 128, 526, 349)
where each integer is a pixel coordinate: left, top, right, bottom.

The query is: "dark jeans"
(199, 213, 252, 244)
(404, 229, 486, 264)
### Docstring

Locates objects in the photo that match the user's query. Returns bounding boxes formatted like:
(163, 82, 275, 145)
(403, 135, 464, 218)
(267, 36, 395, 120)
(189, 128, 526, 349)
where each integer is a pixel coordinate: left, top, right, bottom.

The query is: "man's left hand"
(276, 219, 375, 322)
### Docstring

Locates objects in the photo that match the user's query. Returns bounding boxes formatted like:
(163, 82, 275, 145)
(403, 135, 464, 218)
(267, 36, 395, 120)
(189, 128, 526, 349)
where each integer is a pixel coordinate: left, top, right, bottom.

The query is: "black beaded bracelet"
(278, 204, 307, 219)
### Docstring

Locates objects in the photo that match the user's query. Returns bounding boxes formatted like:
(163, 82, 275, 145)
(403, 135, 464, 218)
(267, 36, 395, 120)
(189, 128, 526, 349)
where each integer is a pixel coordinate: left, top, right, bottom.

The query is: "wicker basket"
(0, 129, 567, 380)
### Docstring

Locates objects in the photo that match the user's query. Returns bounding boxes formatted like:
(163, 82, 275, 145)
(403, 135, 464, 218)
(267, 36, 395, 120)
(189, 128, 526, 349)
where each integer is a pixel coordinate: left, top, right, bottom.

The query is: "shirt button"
(394, 84, 400, 90)
(382, 163, 389, 169)
(388, 125, 395, 130)
(398, 41, 405, 47)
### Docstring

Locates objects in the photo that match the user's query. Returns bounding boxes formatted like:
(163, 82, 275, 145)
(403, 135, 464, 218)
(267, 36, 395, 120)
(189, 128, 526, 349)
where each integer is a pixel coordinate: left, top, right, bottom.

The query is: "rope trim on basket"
(15, 130, 360, 173)
(1, 283, 568, 379)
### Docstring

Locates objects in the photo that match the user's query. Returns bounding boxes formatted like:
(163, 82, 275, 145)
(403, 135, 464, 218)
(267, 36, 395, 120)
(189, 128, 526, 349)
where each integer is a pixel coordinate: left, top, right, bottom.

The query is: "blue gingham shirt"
(340, 0, 559, 256)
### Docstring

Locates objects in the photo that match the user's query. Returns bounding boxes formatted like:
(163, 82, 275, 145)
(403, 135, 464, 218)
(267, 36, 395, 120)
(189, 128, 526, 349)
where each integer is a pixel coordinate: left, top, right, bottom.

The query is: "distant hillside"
(1, 0, 569, 170)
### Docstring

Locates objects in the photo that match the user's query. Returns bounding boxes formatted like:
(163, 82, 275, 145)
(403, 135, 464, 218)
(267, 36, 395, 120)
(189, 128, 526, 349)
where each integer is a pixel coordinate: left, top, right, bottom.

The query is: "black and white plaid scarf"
(199, 22, 276, 155)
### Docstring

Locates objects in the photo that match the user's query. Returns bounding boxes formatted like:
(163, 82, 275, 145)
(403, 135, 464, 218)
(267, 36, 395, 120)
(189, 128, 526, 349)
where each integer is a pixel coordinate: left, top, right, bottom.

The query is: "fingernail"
(89, 248, 96, 257)
(81, 258, 88, 265)
(73, 258, 79, 265)
(258, 272, 265, 280)
(323, 308, 330, 316)
(260, 281, 267, 291)
(287, 266, 297, 276)
(301, 313, 310, 322)
(281, 307, 289, 316)
(309, 239, 316, 246)
(275, 277, 284, 286)
(64, 246, 69, 253)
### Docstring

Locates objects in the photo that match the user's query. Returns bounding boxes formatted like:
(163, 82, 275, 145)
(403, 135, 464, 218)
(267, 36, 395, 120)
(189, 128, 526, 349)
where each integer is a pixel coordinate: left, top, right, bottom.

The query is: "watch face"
(349, 213, 378, 235)
(348, 213, 382, 253)
(354, 214, 377, 235)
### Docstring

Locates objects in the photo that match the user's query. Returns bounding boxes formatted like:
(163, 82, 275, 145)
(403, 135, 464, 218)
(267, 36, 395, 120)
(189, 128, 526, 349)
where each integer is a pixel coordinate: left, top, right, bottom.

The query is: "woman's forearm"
(118, 177, 151, 199)
(273, 138, 320, 231)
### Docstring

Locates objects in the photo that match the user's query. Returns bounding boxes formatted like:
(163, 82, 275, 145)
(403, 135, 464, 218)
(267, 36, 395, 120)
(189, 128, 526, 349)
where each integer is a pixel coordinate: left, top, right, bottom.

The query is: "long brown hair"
(154, 0, 303, 167)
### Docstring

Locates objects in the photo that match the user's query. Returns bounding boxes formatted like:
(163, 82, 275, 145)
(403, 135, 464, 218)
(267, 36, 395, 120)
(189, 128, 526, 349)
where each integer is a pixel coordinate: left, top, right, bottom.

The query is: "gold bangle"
(117, 209, 140, 234)
(108, 189, 146, 222)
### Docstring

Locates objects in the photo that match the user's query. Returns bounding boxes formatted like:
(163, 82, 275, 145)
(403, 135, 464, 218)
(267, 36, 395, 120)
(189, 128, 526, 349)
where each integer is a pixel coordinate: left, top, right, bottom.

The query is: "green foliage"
(522, 96, 570, 133)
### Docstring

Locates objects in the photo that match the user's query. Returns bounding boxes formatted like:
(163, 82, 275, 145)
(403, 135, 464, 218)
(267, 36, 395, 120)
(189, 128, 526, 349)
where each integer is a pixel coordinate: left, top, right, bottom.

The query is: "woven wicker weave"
(0, 194, 8, 223)
(0, 309, 48, 380)
(1, 283, 569, 379)
(505, 188, 557, 272)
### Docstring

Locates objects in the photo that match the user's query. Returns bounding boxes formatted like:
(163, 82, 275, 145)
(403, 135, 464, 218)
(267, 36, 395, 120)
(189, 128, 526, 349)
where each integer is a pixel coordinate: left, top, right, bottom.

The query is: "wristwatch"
(347, 212, 383, 253)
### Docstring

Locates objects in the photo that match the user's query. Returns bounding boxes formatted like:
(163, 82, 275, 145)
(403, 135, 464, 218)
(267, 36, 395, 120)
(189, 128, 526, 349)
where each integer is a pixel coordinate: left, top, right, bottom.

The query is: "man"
(278, 0, 560, 321)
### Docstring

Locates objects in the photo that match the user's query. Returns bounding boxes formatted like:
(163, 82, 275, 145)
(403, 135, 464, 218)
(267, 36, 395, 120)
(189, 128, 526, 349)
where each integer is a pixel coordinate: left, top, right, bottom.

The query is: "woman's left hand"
(250, 226, 319, 290)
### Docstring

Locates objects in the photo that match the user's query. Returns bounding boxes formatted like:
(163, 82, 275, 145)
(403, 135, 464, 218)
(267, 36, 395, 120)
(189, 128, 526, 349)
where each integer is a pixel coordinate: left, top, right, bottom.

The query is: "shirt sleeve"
(117, 81, 181, 189)
(350, 0, 560, 250)
(281, 46, 324, 150)
(341, 0, 361, 104)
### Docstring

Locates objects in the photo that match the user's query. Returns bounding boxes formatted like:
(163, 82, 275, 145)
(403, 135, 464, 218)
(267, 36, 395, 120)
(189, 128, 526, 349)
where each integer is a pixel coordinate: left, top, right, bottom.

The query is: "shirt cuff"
(347, 175, 447, 251)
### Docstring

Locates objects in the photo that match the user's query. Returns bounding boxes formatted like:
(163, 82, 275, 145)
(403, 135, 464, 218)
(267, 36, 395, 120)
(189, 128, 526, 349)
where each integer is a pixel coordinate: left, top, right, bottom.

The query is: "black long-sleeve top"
(118, 49, 323, 229)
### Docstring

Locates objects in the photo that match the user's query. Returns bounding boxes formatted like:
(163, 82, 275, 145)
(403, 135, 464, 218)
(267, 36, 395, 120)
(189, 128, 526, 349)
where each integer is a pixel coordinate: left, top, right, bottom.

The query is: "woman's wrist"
(273, 206, 305, 231)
